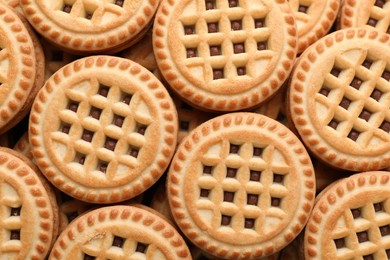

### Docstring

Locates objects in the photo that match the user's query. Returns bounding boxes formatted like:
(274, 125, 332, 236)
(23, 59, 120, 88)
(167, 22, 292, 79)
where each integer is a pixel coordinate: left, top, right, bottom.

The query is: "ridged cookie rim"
(294, 0, 340, 53)
(50, 205, 191, 259)
(19, 0, 160, 53)
(0, 149, 55, 259)
(167, 112, 316, 259)
(304, 171, 390, 259)
(29, 55, 178, 204)
(0, 2, 36, 133)
(153, 0, 298, 112)
(288, 28, 390, 171)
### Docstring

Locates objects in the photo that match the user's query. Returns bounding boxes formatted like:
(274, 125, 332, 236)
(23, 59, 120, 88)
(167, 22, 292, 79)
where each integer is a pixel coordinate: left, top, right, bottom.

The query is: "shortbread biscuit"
(29, 55, 178, 203)
(305, 171, 390, 259)
(50, 205, 191, 259)
(0, 149, 57, 259)
(288, 28, 390, 171)
(167, 112, 315, 259)
(0, 3, 37, 134)
(153, 0, 298, 111)
(340, 0, 390, 34)
(289, 0, 340, 53)
(20, 0, 160, 54)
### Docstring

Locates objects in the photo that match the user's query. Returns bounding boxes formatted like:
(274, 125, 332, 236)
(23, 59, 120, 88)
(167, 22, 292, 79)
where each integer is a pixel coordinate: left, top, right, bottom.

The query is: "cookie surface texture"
(305, 171, 390, 259)
(288, 28, 390, 171)
(167, 112, 315, 259)
(29, 55, 178, 203)
(50, 205, 191, 259)
(20, 0, 160, 53)
(0, 149, 56, 259)
(153, 0, 298, 111)
(340, 0, 390, 34)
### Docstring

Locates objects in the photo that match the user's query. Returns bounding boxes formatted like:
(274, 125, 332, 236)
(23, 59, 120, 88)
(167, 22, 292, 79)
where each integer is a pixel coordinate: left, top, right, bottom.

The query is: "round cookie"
(0, 149, 57, 259)
(0, 3, 37, 134)
(288, 0, 340, 53)
(29, 55, 178, 203)
(340, 0, 390, 34)
(50, 205, 191, 259)
(153, 0, 298, 111)
(288, 28, 390, 171)
(305, 171, 390, 259)
(167, 112, 316, 259)
(20, 0, 160, 54)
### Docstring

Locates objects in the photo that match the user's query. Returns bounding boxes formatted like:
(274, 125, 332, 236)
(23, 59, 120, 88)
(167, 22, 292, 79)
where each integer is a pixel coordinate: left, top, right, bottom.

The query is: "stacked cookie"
(0, 0, 390, 259)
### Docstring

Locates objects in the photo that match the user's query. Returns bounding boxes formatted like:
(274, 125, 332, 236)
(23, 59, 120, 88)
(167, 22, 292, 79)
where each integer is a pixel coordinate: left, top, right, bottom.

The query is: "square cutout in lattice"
(334, 237, 346, 249)
(135, 123, 147, 135)
(380, 225, 390, 237)
(83, 254, 95, 260)
(228, 0, 239, 8)
(81, 129, 94, 142)
(89, 106, 102, 120)
(328, 118, 340, 130)
(244, 218, 255, 229)
(374, 0, 386, 8)
(210, 45, 222, 56)
(129, 146, 139, 158)
(363, 254, 374, 260)
(213, 68, 224, 80)
(382, 70, 390, 81)
(226, 167, 237, 178)
(254, 18, 266, 28)
(367, 17, 378, 27)
(62, 4, 73, 13)
(271, 197, 281, 207)
(350, 76, 364, 90)
(247, 194, 259, 205)
(298, 4, 309, 13)
(374, 202, 385, 212)
(362, 58, 373, 69)
(200, 188, 210, 198)
(250, 170, 261, 181)
(223, 191, 235, 202)
(112, 235, 125, 248)
(135, 242, 148, 253)
(359, 109, 373, 122)
(10, 207, 21, 217)
(114, 0, 124, 7)
(112, 114, 125, 127)
(253, 146, 263, 157)
(221, 214, 232, 226)
(205, 0, 216, 10)
(339, 97, 352, 110)
(357, 231, 369, 243)
(184, 24, 196, 35)
(75, 152, 86, 165)
(257, 41, 268, 51)
(370, 88, 383, 101)
(231, 20, 242, 31)
(10, 230, 20, 240)
(104, 137, 117, 151)
(207, 22, 219, 33)
(237, 66, 246, 76)
(186, 48, 197, 58)
(121, 92, 132, 105)
(67, 101, 79, 113)
(203, 165, 213, 175)
(351, 208, 362, 218)
(233, 42, 245, 54)
(380, 121, 390, 133)
(229, 143, 241, 154)
(97, 160, 108, 173)
(347, 128, 361, 141)
(98, 84, 110, 97)
(61, 122, 71, 134)
(273, 174, 284, 184)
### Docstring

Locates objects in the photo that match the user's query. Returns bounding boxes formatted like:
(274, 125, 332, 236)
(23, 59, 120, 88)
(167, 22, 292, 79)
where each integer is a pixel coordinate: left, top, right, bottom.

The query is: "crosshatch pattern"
(289, 0, 315, 25)
(57, 0, 126, 24)
(197, 141, 290, 233)
(366, 0, 390, 33)
(179, 0, 275, 82)
(0, 182, 22, 255)
(51, 78, 153, 181)
(81, 234, 150, 259)
(315, 50, 390, 148)
(331, 200, 390, 259)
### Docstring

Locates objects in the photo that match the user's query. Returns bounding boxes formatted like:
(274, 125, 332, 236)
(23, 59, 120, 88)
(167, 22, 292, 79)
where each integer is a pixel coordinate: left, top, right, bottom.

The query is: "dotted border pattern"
(0, 3, 36, 133)
(153, 0, 298, 112)
(167, 112, 316, 259)
(0, 150, 55, 260)
(288, 28, 390, 171)
(13, 132, 33, 160)
(304, 171, 390, 259)
(294, 0, 340, 53)
(19, 0, 160, 53)
(339, 0, 376, 30)
(50, 205, 191, 259)
(29, 55, 178, 203)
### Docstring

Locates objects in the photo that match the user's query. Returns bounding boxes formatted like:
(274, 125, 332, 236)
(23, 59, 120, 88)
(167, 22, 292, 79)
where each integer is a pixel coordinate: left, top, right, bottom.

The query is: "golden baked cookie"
(288, 28, 390, 171)
(288, 0, 340, 53)
(153, 0, 298, 111)
(167, 112, 316, 259)
(305, 171, 390, 259)
(50, 205, 191, 259)
(340, 0, 390, 34)
(0, 149, 57, 259)
(13, 132, 33, 160)
(29, 55, 178, 203)
(20, 0, 160, 54)
(0, 3, 37, 134)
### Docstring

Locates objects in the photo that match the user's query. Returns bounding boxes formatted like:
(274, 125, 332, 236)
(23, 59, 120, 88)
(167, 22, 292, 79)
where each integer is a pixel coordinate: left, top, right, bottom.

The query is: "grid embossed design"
(316, 51, 390, 148)
(81, 234, 149, 259)
(331, 200, 390, 259)
(290, 0, 315, 27)
(180, 0, 274, 82)
(57, 0, 126, 24)
(366, 0, 390, 33)
(0, 182, 22, 253)
(197, 140, 290, 234)
(51, 78, 152, 180)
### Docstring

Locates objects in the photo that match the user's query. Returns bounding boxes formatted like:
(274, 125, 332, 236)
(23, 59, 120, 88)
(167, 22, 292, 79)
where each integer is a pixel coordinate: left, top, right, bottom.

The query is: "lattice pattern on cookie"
(51, 78, 152, 180)
(316, 50, 390, 148)
(197, 140, 289, 234)
(81, 234, 149, 259)
(57, 0, 126, 24)
(331, 199, 390, 259)
(289, 0, 315, 27)
(366, 0, 390, 33)
(180, 0, 274, 82)
(0, 181, 22, 253)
